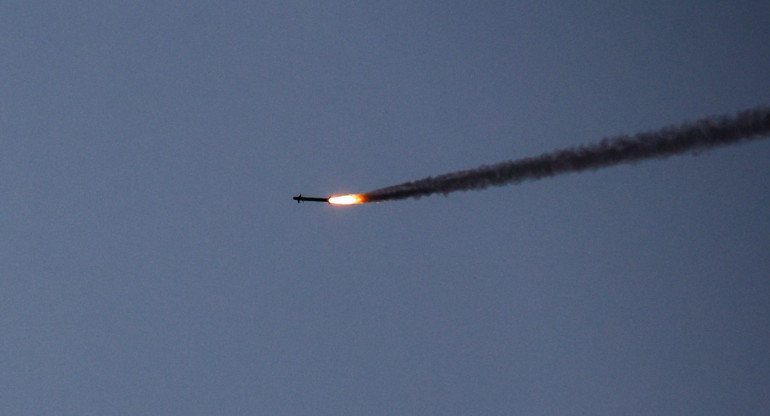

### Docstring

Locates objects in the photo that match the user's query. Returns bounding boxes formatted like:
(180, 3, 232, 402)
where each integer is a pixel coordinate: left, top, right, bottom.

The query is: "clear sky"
(2, 1, 769, 415)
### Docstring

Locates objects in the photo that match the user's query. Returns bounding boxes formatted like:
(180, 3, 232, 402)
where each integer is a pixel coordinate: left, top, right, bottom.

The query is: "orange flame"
(328, 194, 365, 205)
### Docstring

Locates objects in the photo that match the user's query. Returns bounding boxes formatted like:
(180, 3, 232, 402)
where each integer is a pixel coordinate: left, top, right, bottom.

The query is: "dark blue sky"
(2, 2, 769, 414)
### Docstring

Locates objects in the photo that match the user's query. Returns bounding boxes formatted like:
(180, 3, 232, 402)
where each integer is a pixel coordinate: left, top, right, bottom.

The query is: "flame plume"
(328, 194, 366, 205)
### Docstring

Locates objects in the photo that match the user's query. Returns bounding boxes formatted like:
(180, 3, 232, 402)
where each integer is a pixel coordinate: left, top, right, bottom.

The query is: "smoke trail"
(361, 107, 770, 202)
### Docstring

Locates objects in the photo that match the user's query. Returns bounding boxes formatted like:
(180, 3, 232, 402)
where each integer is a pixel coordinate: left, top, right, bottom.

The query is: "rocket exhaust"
(357, 106, 770, 203)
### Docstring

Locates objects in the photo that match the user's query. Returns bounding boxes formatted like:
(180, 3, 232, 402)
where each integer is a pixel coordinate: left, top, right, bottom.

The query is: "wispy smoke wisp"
(362, 107, 770, 202)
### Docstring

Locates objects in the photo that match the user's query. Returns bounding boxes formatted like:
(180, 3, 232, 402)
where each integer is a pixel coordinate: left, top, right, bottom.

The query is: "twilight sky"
(2, 1, 769, 415)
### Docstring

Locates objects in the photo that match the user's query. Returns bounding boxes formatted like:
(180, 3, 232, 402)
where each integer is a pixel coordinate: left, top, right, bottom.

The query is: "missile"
(293, 194, 330, 203)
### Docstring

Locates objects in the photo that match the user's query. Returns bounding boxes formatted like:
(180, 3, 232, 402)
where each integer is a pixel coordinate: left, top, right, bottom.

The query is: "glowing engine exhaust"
(328, 194, 365, 205)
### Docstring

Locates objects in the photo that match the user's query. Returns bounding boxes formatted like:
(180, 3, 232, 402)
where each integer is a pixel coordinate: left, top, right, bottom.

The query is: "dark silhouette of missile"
(293, 194, 329, 203)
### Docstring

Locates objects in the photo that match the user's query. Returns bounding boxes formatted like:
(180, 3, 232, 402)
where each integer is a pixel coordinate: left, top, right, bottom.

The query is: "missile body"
(293, 194, 329, 203)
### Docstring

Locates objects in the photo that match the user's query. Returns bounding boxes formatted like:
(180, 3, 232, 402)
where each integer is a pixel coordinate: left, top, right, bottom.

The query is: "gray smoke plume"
(361, 107, 770, 202)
